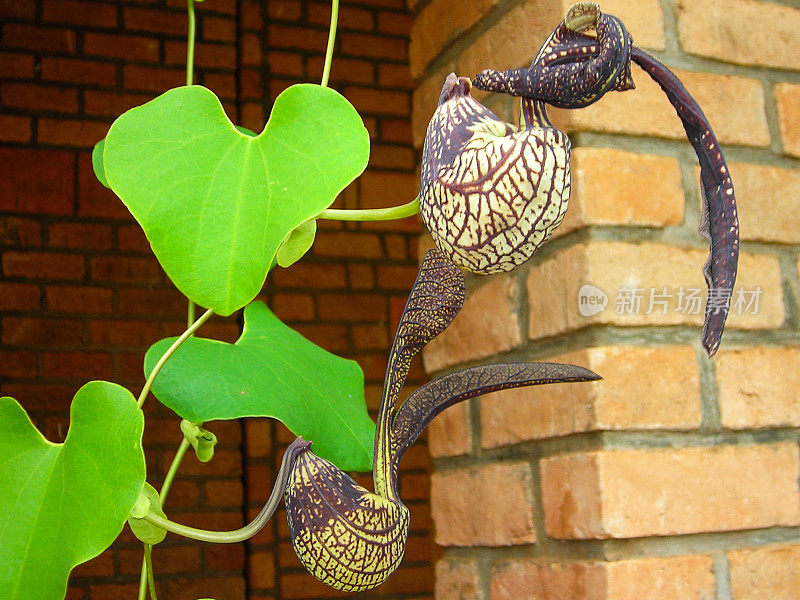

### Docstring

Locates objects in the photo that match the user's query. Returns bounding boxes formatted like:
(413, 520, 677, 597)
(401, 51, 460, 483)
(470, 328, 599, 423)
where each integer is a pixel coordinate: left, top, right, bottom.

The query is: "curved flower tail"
(390, 362, 600, 467)
(631, 47, 739, 356)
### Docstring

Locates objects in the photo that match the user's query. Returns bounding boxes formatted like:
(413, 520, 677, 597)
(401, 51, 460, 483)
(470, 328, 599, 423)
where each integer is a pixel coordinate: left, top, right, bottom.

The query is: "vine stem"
(136, 308, 214, 409)
(318, 196, 420, 221)
(141, 437, 309, 543)
(185, 0, 197, 324)
(320, 0, 340, 88)
(144, 545, 158, 600)
(186, 0, 196, 86)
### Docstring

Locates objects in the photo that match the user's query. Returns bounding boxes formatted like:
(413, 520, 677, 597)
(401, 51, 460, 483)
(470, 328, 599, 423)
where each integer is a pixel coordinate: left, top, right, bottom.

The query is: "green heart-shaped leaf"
(103, 84, 369, 316)
(144, 301, 375, 471)
(0, 381, 145, 600)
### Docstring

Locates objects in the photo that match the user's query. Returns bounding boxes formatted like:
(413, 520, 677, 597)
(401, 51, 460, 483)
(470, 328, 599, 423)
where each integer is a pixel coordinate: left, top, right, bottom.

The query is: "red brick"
(89, 319, 161, 347)
(3, 252, 84, 281)
(268, 24, 329, 51)
(46, 286, 111, 314)
(1, 24, 77, 53)
(42, 351, 113, 378)
(0, 350, 37, 378)
(42, 0, 118, 28)
(0, 148, 73, 214)
(0, 217, 42, 247)
(70, 551, 114, 577)
(90, 256, 161, 284)
(271, 293, 314, 322)
(378, 63, 414, 89)
(377, 264, 418, 290)
(123, 6, 187, 35)
(88, 584, 140, 600)
(205, 479, 244, 507)
(0, 1, 35, 19)
(309, 3, 373, 31)
(206, 543, 245, 572)
(202, 15, 236, 42)
(38, 119, 110, 149)
(123, 64, 185, 93)
(0, 51, 35, 78)
(2, 316, 83, 347)
(240, 0, 263, 30)
(313, 231, 383, 258)
(377, 11, 413, 36)
(359, 171, 417, 209)
(0, 282, 40, 311)
(77, 153, 131, 219)
(41, 57, 117, 87)
(165, 40, 237, 69)
(84, 90, 152, 118)
(369, 144, 415, 169)
(307, 55, 376, 85)
(267, 51, 304, 77)
(348, 263, 375, 289)
(202, 72, 237, 99)
(84, 32, 159, 62)
(267, 0, 302, 21)
(380, 118, 412, 143)
(118, 287, 185, 316)
(344, 85, 410, 116)
(0, 115, 31, 143)
(48, 222, 112, 250)
(341, 33, 408, 61)
(317, 293, 386, 322)
(1, 82, 78, 114)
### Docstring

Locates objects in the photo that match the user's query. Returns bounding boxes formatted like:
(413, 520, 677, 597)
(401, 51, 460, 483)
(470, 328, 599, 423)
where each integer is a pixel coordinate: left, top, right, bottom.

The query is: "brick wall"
(0, 1, 433, 599)
(408, 1, 800, 599)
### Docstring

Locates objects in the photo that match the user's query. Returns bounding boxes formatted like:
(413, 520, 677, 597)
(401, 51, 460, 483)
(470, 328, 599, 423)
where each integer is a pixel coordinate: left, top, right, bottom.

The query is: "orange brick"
(428, 402, 472, 458)
(560, 0, 665, 50)
(728, 542, 800, 600)
(410, 0, 498, 79)
(716, 347, 800, 429)
(549, 66, 769, 147)
(435, 558, 482, 600)
(359, 170, 418, 209)
(540, 443, 800, 539)
(557, 148, 683, 236)
(526, 242, 784, 339)
(490, 555, 714, 600)
(480, 346, 701, 448)
(423, 274, 521, 372)
(456, 2, 565, 79)
(713, 162, 800, 243)
(775, 83, 800, 158)
(431, 462, 535, 546)
(411, 65, 453, 147)
(312, 231, 382, 258)
(271, 293, 314, 322)
(678, 0, 800, 70)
